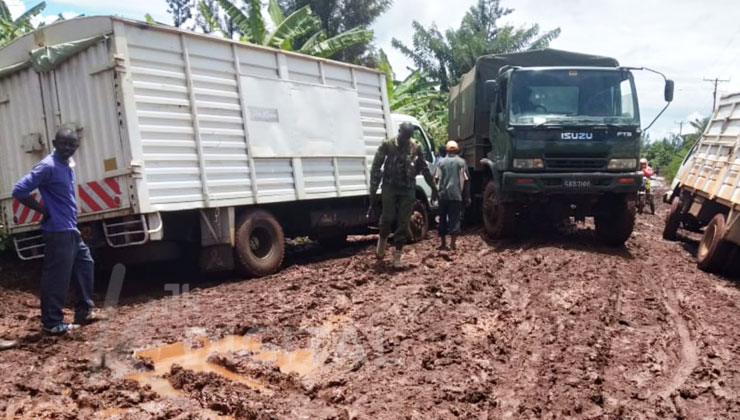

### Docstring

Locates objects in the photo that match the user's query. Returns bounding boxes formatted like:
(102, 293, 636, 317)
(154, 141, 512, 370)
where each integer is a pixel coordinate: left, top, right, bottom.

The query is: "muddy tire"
(595, 198, 635, 246)
(697, 213, 731, 273)
(234, 209, 285, 277)
(663, 199, 682, 241)
(408, 200, 429, 243)
(482, 180, 514, 239)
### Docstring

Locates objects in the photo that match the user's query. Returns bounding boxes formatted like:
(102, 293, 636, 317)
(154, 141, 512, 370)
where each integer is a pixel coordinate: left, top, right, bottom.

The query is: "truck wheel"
(482, 181, 514, 239)
(408, 200, 429, 243)
(663, 199, 682, 241)
(697, 213, 730, 273)
(595, 198, 635, 246)
(234, 209, 285, 277)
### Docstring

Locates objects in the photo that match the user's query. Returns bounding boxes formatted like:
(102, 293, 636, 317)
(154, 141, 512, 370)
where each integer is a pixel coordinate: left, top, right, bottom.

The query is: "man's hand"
(40, 207, 51, 224)
(431, 189, 440, 203)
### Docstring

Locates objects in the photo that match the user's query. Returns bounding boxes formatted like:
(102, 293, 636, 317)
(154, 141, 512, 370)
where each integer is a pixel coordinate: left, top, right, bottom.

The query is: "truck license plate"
(564, 179, 591, 188)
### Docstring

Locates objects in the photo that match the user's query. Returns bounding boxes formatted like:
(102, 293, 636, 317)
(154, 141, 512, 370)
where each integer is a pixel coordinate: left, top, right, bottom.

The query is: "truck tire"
(662, 199, 682, 241)
(482, 180, 514, 239)
(234, 209, 285, 277)
(408, 200, 429, 243)
(595, 197, 635, 246)
(697, 213, 730, 273)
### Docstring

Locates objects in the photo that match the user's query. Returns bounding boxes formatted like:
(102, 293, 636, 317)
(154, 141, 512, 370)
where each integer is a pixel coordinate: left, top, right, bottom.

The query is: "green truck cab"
(449, 49, 673, 245)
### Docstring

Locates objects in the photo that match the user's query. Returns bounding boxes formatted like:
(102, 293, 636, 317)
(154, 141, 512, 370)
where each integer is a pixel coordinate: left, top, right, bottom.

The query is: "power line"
(708, 24, 740, 75)
(704, 77, 731, 111)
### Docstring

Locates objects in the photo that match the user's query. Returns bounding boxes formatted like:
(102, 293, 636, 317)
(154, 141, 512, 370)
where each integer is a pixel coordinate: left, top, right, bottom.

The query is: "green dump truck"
(449, 49, 673, 245)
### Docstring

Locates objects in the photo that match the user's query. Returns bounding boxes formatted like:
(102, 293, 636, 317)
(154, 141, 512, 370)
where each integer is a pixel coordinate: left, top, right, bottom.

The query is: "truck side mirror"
(485, 80, 499, 102)
(664, 80, 674, 102)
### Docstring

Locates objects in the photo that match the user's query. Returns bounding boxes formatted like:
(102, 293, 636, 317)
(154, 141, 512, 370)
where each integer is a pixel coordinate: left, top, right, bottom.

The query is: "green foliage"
(298, 26, 372, 58)
(278, 0, 391, 64)
(643, 117, 709, 182)
(265, 5, 319, 49)
(213, 0, 372, 59)
(0, 0, 46, 47)
(381, 54, 448, 148)
(166, 0, 192, 28)
(392, 0, 560, 91)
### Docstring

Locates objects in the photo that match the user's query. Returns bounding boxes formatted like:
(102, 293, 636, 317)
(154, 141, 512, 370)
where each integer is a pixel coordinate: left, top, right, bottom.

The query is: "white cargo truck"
(663, 92, 740, 273)
(0, 16, 437, 276)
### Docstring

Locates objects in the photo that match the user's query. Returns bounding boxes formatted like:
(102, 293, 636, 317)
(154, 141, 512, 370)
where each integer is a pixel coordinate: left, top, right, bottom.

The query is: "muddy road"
(2, 198, 740, 419)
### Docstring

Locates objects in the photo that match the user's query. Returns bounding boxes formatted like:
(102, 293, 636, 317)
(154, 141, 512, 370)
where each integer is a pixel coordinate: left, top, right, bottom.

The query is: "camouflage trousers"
(379, 185, 415, 250)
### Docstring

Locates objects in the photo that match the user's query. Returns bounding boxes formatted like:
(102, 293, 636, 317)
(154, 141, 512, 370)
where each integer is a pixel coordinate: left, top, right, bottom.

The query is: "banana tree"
(380, 50, 449, 147)
(213, 0, 372, 58)
(0, 0, 46, 47)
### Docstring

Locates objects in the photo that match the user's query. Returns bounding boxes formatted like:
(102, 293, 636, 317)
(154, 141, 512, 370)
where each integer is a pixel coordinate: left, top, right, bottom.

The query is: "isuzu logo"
(561, 132, 593, 140)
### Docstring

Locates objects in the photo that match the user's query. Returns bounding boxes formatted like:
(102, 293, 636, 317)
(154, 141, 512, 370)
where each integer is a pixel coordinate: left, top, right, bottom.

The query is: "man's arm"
(415, 147, 439, 200)
(462, 165, 472, 206)
(369, 142, 387, 196)
(12, 162, 51, 220)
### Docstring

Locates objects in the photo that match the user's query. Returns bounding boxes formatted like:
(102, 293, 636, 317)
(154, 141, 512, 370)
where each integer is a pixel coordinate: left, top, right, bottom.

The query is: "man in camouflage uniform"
(370, 122, 438, 268)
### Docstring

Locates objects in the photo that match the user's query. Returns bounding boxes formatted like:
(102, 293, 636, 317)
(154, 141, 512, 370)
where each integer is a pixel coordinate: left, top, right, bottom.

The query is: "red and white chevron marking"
(11, 178, 122, 226)
(78, 178, 122, 214)
(12, 192, 43, 225)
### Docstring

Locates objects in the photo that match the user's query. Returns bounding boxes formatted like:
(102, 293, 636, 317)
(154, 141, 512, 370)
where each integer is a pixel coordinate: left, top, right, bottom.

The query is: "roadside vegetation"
(643, 117, 709, 181)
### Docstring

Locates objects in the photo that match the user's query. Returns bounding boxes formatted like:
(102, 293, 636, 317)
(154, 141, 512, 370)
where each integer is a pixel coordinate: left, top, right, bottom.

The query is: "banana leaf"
(0, 1, 11, 22)
(300, 26, 372, 58)
(199, 1, 229, 37)
(264, 5, 319, 49)
(13, 1, 45, 30)
(216, 0, 264, 43)
(267, 0, 284, 26)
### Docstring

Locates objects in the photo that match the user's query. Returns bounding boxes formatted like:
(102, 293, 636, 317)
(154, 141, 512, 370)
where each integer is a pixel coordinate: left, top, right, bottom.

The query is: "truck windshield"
(509, 69, 638, 126)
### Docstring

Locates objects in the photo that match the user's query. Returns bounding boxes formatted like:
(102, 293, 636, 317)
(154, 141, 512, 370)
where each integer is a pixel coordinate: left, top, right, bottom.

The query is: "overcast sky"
(7, 0, 740, 140)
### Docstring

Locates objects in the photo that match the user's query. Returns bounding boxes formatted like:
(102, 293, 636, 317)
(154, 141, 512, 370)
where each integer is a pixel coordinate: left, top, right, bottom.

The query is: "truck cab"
(391, 113, 438, 208)
(449, 50, 673, 246)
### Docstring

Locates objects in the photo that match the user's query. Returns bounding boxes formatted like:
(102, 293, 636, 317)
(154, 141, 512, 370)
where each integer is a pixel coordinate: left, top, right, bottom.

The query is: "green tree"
(277, 0, 391, 64)
(0, 0, 46, 47)
(663, 117, 709, 181)
(215, 0, 373, 58)
(392, 0, 560, 91)
(166, 0, 193, 28)
(380, 50, 448, 147)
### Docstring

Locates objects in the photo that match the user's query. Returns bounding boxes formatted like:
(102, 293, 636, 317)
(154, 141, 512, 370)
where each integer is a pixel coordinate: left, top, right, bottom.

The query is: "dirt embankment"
(2, 200, 740, 419)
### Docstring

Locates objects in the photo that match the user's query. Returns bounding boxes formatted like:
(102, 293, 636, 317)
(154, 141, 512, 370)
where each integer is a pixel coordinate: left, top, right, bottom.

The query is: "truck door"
(411, 124, 437, 208)
(44, 39, 129, 218)
(0, 69, 52, 229)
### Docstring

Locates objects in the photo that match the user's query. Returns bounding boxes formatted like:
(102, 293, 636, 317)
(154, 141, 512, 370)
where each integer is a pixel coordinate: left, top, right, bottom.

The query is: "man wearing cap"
(434, 141, 471, 250)
(370, 122, 439, 268)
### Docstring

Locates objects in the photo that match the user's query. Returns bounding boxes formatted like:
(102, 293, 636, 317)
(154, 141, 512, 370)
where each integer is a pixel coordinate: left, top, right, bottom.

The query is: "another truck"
(0, 16, 437, 276)
(449, 49, 674, 245)
(663, 92, 740, 273)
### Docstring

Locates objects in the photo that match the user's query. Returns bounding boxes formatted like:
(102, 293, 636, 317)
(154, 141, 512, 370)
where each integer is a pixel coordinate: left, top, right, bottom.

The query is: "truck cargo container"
(0, 16, 437, 276)
(664, 92, 740, 273)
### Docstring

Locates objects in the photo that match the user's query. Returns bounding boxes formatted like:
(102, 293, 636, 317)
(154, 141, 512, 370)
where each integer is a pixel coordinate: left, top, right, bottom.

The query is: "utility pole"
(704, 77, 730, 110)
(674, 120, 685, 136)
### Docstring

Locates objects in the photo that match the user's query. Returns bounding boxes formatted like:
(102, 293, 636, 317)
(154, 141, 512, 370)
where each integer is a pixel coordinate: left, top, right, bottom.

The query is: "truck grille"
(545, 158, 607, 171)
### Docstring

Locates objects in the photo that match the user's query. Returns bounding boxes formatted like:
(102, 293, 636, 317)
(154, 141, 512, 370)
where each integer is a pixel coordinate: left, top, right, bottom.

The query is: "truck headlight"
(513, 158, 544, 169)
(607, 158, 637, 170)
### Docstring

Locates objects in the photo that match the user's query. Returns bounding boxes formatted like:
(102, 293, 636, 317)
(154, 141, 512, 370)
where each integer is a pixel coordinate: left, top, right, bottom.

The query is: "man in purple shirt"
(12, 127, 96, 335)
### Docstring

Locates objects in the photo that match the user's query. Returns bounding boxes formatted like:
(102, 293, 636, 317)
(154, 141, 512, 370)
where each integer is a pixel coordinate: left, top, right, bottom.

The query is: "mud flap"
(199, 244, 235, 272)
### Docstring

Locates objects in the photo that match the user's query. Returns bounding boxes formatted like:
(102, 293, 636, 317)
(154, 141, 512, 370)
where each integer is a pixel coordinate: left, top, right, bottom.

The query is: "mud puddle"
(127, 335, 317, 396)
